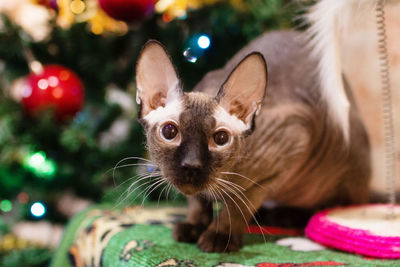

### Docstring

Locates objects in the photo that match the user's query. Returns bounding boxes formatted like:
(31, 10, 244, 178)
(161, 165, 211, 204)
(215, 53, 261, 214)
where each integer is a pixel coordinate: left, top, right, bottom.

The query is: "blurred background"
(0, 0, 306, 265)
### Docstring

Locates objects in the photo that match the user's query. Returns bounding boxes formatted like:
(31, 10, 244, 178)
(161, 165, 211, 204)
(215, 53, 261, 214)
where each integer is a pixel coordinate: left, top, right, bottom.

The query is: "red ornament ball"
(98, 0, 156, 22)
(32, 0, 58, 10)
(21, 65, 84, 121)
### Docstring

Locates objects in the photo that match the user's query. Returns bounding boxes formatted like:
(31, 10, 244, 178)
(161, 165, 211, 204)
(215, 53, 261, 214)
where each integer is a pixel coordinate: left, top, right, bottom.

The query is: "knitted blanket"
(51, 205, 400, 267)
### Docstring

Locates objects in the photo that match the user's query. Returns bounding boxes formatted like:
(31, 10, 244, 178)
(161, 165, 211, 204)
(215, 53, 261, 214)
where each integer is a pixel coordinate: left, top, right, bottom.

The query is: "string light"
(23, 151, 56, 178)
(38, 79, 49, 90)
(29, 60, 44, 74)
(70, 0, 86, 14)
(162, 13, 173, 23)
(30, 202, 46, 218)
(197, 35, 210, 49)
(0, 200, 12, 213)
(183, 48, 198, 63)
(183, 34, 211, 63)
(17, 192, 29, 204)
(147, 165, 155, 172)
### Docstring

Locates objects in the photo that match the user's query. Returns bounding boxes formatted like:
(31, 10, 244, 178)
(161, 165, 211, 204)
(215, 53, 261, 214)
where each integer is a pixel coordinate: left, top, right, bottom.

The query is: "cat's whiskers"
(109, 163, 158, 183)
(113, 173, 160, 207)
(115, 173, 161, 208)
(216, 177, 257, 211)
(212, 184, 232, 252)
(115, 172, 158, 201)
(157, 179, 171, 207)
(215, 177, 246, 191)
(220, 171, 266, 190)
(105, 162, 157, 176)
(113, 173, 145, 191)
(214, 181, 252, 238)
(166, 183, 174, 201)
(215, 177, 267, 245)
(141, 178, 168, 207)
(115, 178, 153, 208)
(129, 177, 164, 205)
(114, 156, 154, 164)
(111, 156, 157, 187)
(207, 185, 220, 233)
(114, 171, 161, 191)
(215, 183, 249, 233)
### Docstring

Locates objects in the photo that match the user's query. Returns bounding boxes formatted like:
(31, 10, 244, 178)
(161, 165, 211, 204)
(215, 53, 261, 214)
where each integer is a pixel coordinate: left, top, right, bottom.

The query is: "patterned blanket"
(51, 205, 400, 267)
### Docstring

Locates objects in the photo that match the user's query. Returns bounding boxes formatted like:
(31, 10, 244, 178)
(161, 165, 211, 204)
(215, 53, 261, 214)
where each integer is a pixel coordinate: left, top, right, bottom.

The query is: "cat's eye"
(161, 123, 178, 141)
(213, 130, 229, 146)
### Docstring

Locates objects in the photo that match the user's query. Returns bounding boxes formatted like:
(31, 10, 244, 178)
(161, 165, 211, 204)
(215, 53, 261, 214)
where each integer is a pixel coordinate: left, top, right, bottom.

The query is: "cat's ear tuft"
(136, 40, 182, 119)
(216, 52, 267, 127)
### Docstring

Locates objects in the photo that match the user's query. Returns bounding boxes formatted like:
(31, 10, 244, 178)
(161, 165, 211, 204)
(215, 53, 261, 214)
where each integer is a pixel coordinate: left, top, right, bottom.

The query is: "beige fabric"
(342, 4, 400, 194)
(328, 205, 400, 236)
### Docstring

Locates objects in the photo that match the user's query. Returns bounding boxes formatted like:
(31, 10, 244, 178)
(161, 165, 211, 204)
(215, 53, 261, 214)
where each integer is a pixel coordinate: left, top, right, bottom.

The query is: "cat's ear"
(216, 52, 267, 127)
(136, 40, 182, 119)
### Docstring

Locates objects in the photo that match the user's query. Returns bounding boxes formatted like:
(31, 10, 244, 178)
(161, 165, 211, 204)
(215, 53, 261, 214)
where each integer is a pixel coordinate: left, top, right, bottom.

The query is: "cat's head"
(135, 40, 267, 195)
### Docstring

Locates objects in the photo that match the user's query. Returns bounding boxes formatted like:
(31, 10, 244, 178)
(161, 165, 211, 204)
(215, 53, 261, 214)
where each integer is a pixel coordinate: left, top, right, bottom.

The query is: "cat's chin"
(175, 184, 203, 196)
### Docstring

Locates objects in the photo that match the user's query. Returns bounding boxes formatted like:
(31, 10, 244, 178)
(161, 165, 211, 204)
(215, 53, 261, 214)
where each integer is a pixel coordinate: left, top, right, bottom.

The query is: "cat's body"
(135, 30, 370, 252)
(194, 30, 370, 208)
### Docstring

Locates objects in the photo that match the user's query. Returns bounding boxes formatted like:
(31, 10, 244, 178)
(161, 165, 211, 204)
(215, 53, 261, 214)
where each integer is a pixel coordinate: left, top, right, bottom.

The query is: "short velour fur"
(135, 31, 370, 253)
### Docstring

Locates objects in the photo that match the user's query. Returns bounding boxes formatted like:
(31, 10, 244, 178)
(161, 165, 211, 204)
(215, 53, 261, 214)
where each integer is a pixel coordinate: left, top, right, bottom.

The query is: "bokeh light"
(0, 200, 13, 213)
(17, 192, 29, 204)
(183, 48, 198, 63)
(197, 35, 211, 49)
(30, 202, 46, 218)
(23, 151, 56, 178)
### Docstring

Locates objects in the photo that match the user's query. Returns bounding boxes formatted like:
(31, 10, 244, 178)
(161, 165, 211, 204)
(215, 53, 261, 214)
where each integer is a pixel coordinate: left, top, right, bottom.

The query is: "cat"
(134, 30, 371, 252)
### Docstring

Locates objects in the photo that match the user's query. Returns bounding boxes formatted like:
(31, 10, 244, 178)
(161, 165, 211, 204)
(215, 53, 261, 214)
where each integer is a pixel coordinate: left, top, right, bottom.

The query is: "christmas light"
(23, 151, 56, 178)
(197, 35, 211, 49)
(183, 34, 211, 63)
(48, 76, 59, 87)
(147, 165, 155, 172)
(162, 13, 173, 23)
(30, 202, 46, 217)
(38, 79, 49, 90)
(17, 192, 29, 204)
(183, 48, 198, 63)
(70, 0, 86, 14)
(0, 200, 12, 213)
(28, 152, 45, 165)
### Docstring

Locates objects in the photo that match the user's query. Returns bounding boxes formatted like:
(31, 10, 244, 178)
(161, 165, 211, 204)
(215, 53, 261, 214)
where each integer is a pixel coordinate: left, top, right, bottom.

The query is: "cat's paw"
(197, 229, 243, 253)
(173, 222, 206, 243)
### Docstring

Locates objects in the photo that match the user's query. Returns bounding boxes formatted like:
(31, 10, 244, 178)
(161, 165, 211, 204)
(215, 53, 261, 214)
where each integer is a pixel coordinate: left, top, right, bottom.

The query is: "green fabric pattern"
(51, 206, 400, 267)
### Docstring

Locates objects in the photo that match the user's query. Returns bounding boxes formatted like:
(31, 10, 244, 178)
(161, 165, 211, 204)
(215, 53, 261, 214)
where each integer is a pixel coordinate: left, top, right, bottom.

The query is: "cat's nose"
(180, 157, 202, 169)
(179, 139, 205, 170)
(180, 148, 203, 169)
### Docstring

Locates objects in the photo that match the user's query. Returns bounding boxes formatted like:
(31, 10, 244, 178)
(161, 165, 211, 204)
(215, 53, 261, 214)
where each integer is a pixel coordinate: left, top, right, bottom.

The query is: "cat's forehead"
(179, 92, 217, 131)
(181, 92, 216, 119)
(142, 91, 248, 133)
(182, 92, 249, 133)
(142, 92, 214, 125)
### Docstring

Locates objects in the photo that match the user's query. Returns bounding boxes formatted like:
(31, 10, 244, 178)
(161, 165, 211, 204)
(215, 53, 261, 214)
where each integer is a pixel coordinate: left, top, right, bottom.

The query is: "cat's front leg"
(197, 186, 266, 252)
(173, 195, 213, 243)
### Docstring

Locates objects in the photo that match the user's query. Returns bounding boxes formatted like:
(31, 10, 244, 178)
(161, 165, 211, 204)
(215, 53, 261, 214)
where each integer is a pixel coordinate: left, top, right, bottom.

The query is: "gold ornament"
(0, 234, 30, 252)
(47, 0, 128, 35)
(155, 0, 246, 20)
(88, 9, 128, 35)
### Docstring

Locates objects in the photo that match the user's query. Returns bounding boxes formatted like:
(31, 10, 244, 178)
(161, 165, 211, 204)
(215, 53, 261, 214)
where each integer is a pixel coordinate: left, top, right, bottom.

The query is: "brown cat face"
(143, 92, 248, 194)
(136, 41, 267, 195)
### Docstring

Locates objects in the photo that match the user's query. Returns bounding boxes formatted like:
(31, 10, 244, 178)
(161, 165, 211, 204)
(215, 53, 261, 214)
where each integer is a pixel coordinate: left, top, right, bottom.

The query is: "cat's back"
(195, 30, 370, 208)
(194, 30, 320, 106)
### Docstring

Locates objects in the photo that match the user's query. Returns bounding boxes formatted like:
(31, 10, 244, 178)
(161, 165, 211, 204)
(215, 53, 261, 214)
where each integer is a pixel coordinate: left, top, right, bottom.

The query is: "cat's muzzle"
(170, 165, 210, 195)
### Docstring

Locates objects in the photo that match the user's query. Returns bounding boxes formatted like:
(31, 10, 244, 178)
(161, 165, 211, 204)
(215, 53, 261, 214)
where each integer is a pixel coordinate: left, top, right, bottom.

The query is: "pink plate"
(305, 204, 400, 259)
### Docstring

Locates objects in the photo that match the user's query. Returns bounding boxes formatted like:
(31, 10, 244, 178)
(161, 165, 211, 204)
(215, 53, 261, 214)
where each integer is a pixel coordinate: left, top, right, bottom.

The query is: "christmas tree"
(0, 0, 302, 265)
